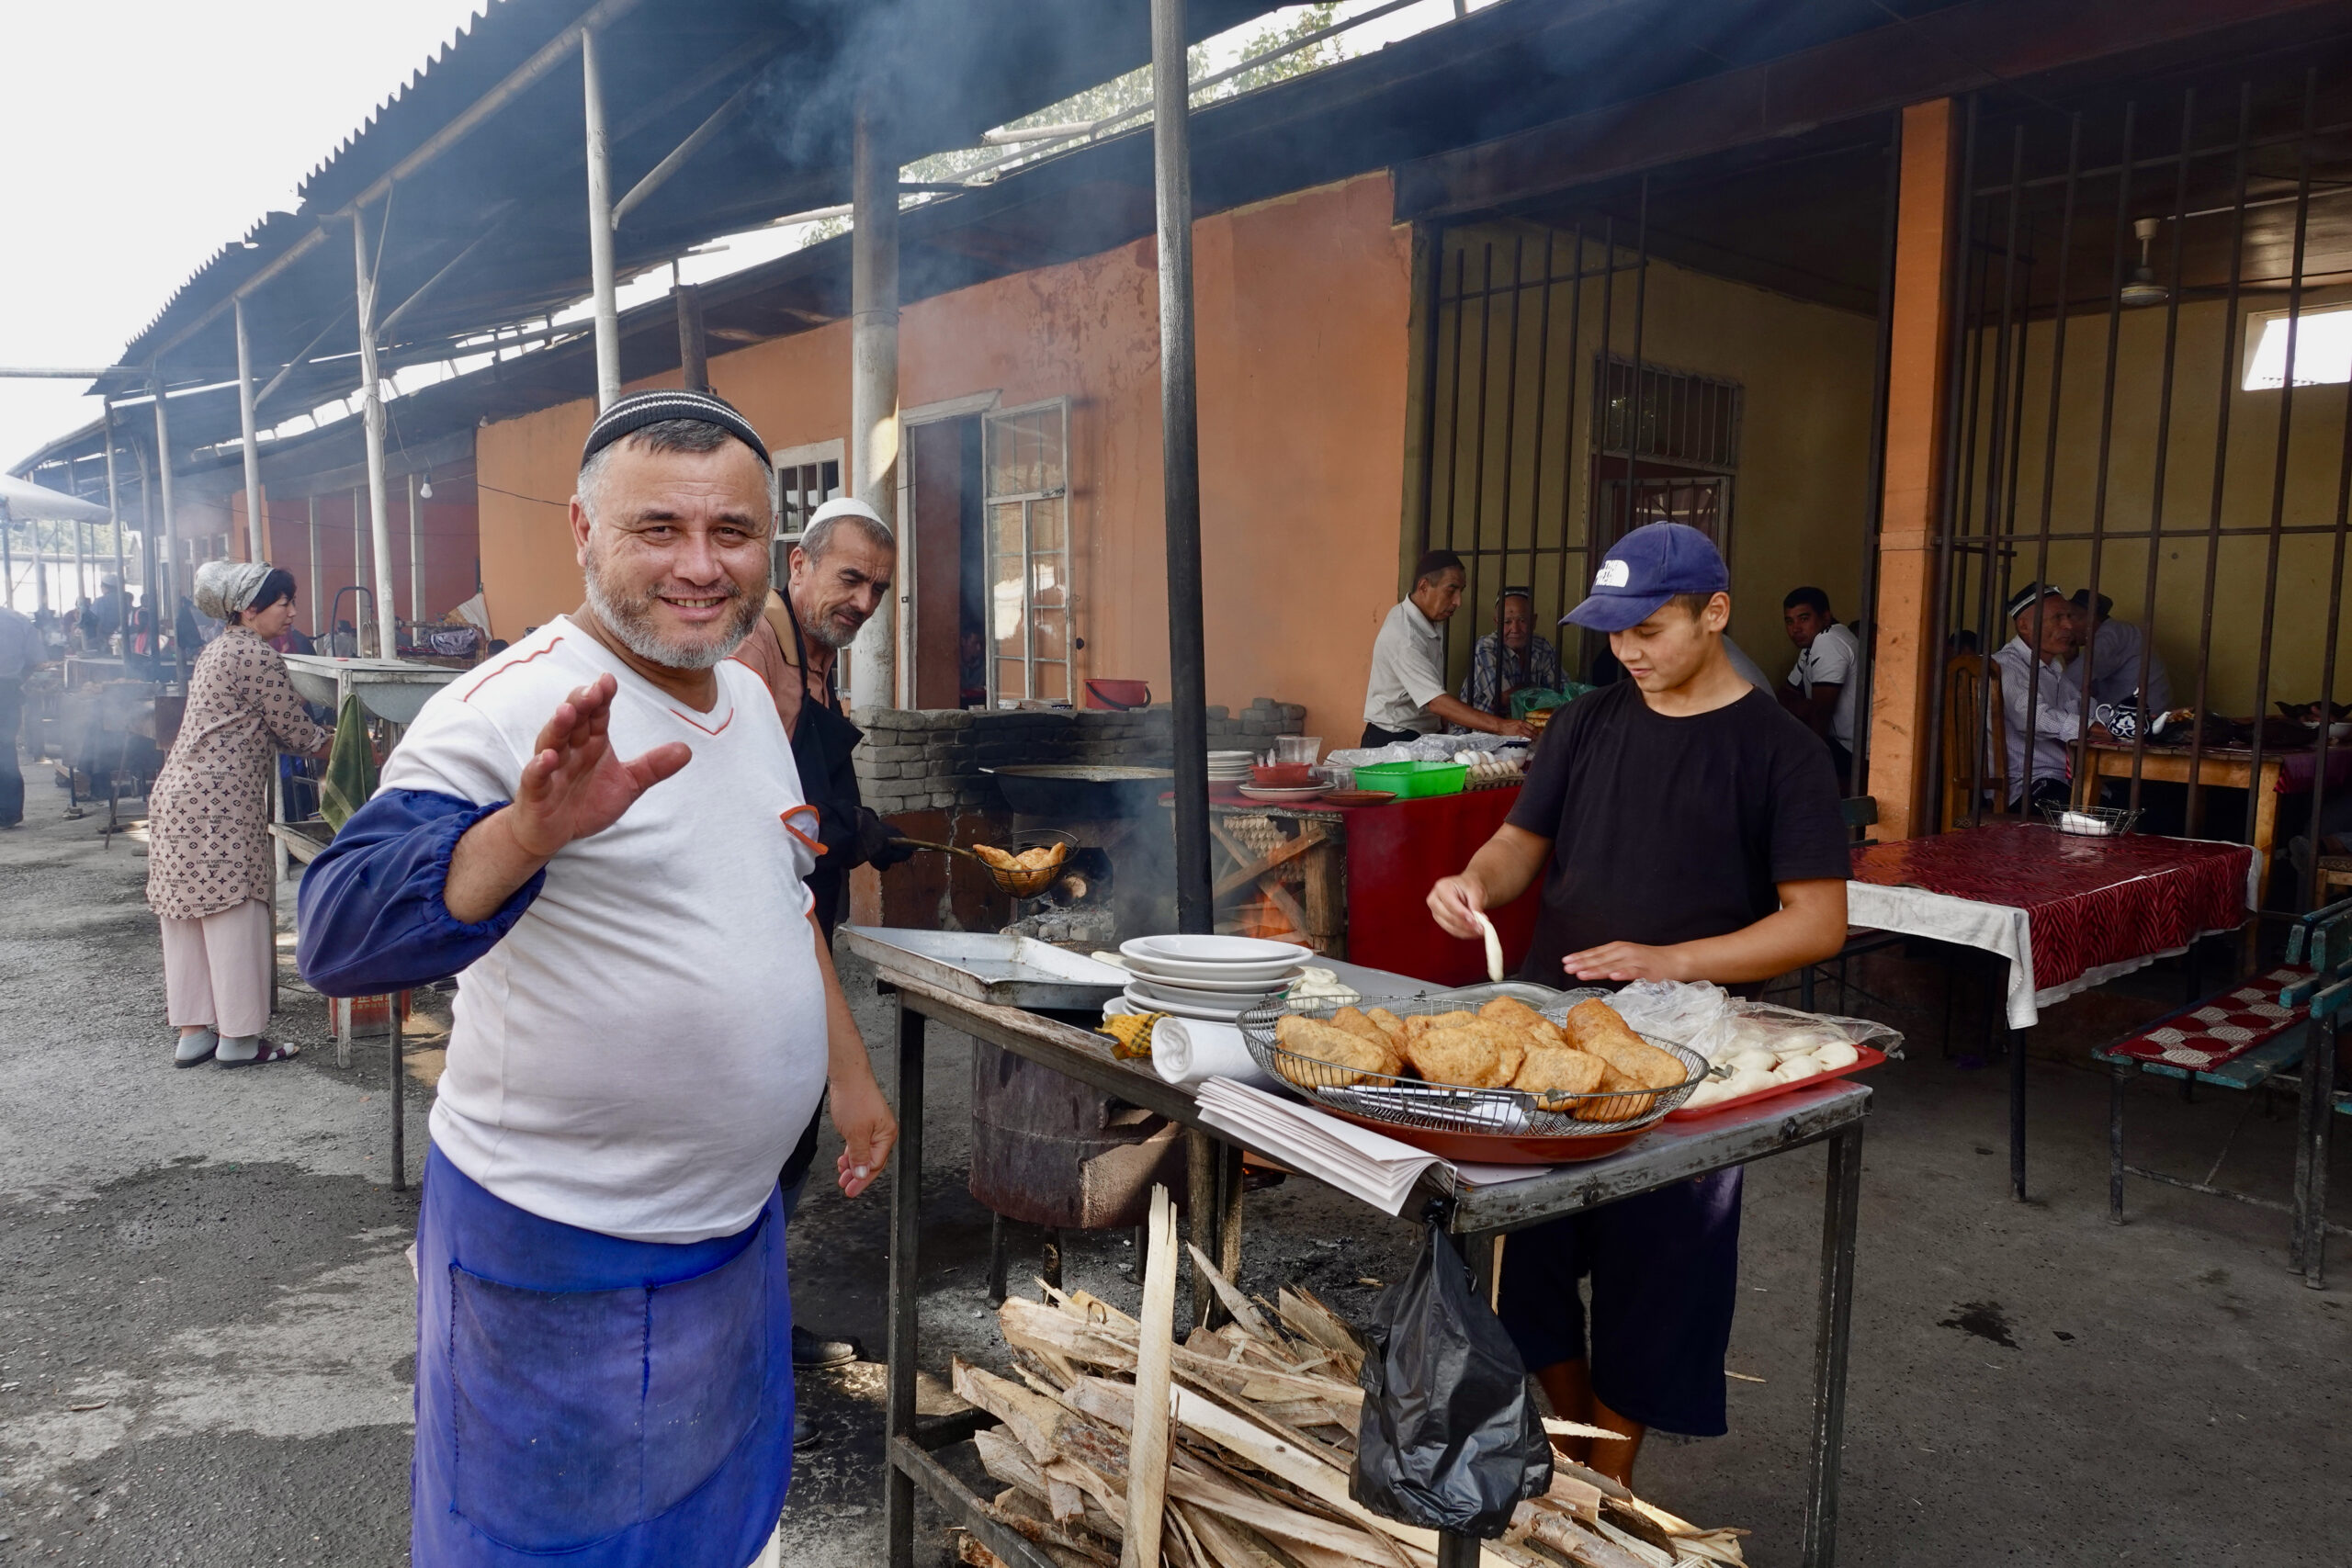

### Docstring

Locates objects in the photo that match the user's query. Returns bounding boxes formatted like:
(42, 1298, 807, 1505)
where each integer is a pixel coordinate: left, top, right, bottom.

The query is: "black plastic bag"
(1349, 1219, 1553, 1537)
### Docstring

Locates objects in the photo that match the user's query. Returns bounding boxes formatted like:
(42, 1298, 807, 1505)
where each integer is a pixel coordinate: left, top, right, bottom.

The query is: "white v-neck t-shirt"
(380, 616, 827, 1244)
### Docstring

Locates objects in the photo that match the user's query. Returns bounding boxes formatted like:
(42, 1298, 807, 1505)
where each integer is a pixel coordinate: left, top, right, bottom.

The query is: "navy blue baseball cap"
(1562, 522, 1730, 632)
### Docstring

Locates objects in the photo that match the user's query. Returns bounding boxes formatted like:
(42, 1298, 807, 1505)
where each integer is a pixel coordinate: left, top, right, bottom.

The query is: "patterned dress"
(145, 627, 333, 920)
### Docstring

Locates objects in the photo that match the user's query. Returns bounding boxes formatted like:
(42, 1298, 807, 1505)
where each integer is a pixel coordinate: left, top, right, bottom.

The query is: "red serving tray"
(1313, 1103, 1664, 1165)
(1664, 1044, 1887, 1122)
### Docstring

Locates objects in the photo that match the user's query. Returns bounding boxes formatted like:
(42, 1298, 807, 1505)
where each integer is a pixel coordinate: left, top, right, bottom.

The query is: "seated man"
(1362, 549, 1532, 745)
(1995, 581, 2109, 811)
(299, 391, 895, 1568)
(2069, 589, 2171, 714)
(1778, 585, 1861, 791)
(1459, 587, 1566, 718)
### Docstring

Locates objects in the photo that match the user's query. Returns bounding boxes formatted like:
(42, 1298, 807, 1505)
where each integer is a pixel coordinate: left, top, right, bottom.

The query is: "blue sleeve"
(296, 787, 546, 997)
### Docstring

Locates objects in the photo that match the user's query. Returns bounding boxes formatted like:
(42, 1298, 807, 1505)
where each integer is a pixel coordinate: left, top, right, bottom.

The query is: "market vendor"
(1425, 521, 1848, 1486)
(1459, 586, 1565, 718)
(729, 491, 914, 1380)
(298, 391, 896, 1568)
(1362, 548, 1533, 746)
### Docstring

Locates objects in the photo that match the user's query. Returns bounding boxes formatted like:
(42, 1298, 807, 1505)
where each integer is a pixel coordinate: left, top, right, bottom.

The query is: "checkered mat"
(2098, 967, 2312, 1074)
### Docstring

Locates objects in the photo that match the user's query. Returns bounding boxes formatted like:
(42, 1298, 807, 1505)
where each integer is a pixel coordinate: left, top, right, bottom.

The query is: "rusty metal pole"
(103, 402, 126, 628)
(1151, 0, 1211, 937)
(675, 282, 708, 393)
(234, 297, 266, 564)
(408, 470, 424, 628)
(352, 211, 397, 658)
(850, 94, 900, 710)
(582, 26, 621, 410)
(151, 371, 188, 688)
(307, 495, 320, 637)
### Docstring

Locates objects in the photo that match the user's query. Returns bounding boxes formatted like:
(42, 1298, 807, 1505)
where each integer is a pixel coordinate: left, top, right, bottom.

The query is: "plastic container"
(1351, 759, 1472, 798)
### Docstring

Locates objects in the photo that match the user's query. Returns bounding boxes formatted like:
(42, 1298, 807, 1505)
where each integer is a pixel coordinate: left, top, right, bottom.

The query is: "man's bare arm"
(1562, 878, 1849, 985)
(1427, 693, 1535, 739)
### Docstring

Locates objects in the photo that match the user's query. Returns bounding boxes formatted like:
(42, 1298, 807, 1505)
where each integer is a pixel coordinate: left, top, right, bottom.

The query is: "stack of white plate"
(1207, 750, 1256, 784)
(1118, 933, 1312, 1021)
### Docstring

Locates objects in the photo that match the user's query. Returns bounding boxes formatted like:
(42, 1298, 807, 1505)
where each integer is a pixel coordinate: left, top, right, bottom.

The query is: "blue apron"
(413, 1146, 794, 1568)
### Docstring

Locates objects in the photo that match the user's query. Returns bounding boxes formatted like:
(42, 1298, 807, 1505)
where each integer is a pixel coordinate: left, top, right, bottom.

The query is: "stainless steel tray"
(837, 926, 1131, 1010)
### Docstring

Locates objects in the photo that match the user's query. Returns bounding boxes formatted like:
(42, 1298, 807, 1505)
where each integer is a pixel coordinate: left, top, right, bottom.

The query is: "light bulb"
(418, 473, 434, 500)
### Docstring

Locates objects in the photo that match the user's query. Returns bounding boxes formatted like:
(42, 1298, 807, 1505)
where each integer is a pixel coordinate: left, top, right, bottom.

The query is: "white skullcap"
(807, 496, 885, 529)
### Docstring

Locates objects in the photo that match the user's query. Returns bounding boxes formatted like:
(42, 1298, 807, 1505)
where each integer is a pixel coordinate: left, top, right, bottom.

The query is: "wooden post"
(1865, 98, 1962, 840)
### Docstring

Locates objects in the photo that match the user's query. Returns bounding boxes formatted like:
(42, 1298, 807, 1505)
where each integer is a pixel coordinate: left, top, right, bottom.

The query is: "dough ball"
(1727, 1047, 1778, 1074)
(1813, 1041, 1861, 1071)
(1723, 1066, 1777, 1099)
(1770, 1057, 1822, 1084)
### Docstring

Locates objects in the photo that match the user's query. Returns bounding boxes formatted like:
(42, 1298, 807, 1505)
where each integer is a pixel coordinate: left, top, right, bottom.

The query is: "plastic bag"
(1350, 1220, 1552, 1537)
(1688, 999, 1905, 1065)
(1607, 978, 1734, 1044)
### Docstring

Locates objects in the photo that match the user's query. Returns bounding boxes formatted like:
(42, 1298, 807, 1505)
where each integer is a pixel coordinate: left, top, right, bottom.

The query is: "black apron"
(778, 608, 865, 1195)
(782, 607, 866, 944)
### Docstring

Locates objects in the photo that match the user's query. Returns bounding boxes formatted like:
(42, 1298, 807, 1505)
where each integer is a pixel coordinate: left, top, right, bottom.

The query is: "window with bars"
(983, 400, 1071, 705)
(1594, 357, 1744, 469)
(771, 438, 843, 583)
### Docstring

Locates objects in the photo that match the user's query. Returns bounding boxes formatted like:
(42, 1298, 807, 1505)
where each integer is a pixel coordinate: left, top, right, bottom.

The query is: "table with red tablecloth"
(1340, 784, 1538, 986)
(1848, 823, 2256, 1028)
(1847, 821, 2256, 1200)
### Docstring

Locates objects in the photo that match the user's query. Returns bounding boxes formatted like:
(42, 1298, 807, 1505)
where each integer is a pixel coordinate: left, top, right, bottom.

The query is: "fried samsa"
(1562, 998, 1685, 1089)
(1478, 996, 1567, 1049)
(1510, 1045, 1607, 1108)
(1399, 1010, 1478, 1043)
(1328, 1006, 1392, 1048)
(1363, 1007, 1408, 1042)
(1401, 1024, 1506, 1089)
(1274, 1015, 1397, 1086)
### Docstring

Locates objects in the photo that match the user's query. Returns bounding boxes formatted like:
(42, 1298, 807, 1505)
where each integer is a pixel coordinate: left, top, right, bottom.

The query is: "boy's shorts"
(1494, 1168, 1742, 1438)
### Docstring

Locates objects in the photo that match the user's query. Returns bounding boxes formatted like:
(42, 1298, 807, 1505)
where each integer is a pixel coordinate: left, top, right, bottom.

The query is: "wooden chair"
(1942, 653, 2009, 828)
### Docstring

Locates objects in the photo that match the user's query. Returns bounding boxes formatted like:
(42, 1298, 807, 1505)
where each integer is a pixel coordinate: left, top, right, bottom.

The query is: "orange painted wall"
(474, 174, 1415, 737)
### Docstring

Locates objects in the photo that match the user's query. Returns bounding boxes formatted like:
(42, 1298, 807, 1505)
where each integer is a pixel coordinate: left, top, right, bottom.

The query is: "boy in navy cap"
(1427, 521, 1849, 1483)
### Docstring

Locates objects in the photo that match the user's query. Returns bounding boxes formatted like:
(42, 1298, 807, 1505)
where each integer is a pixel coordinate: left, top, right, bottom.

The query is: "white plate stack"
(1117, 933, 1313, 1021)
(1207, 750, 1256, 785)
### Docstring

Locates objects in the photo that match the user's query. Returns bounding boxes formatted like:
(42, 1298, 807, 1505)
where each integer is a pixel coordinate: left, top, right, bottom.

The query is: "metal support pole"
(1, 511, 12, 614)
(2293, 1012, 2337, 1289)
(675, 283, 708, 392)
(1801, 1122, 1865, 1568)
(884, 995, 925, 1568)
(352, 212, 397, 658)
(307, 496, 320, 637)
(151, 371, 187, 688)
(850, 94, 900, 711)
(233, 297, 266, 563)
(103, 403, 125, 632)
(1186, 1125, 1219, 1329)
(2009, 1026, 2029, 1201)
(408, 470, 424, 626)
(390, 991, 406, 1191)
(582, 27, 621, 410)
(1152, 0, 1212, 934)
(72, 513, 87, 626)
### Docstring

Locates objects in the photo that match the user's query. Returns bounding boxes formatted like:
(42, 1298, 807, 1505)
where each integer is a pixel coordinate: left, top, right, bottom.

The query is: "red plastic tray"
(1663, 1044, 1887, 1122)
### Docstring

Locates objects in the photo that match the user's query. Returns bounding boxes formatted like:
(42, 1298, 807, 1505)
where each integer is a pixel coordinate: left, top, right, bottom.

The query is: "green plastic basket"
(1351, 759, 1472, 798)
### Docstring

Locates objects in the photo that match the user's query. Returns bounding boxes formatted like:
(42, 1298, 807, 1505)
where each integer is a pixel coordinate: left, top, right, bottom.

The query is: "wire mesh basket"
(2038, 803, 2142, 838)
(1236, 985, 1708, 1138)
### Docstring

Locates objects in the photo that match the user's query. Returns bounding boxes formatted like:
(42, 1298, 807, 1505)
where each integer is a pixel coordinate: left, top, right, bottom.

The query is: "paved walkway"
(3, 775, 2349, 1565)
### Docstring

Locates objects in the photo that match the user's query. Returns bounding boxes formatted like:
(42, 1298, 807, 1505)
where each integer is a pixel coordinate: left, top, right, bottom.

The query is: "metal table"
(871, 966, 1870, 1568)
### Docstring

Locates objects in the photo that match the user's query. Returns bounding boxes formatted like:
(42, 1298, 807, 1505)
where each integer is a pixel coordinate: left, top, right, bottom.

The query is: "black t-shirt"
(1505, 680, 1850, 984)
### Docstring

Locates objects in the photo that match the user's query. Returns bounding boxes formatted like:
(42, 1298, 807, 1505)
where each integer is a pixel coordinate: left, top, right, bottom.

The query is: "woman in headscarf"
(147, 561, 333, 1066)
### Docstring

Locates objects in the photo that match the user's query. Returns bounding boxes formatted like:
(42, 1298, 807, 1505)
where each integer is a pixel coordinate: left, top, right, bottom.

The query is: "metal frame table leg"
(2008, 1026, 2028, 1201)
(390, 990, 406, 1191)
(2293, 1011, 2337, 1290)
(885, 995, 926, 1568)
(1801, 1122, 1864, 1568)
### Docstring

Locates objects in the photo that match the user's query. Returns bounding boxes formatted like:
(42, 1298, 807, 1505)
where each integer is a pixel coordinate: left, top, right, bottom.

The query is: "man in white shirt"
(300, 390, 893, 1568)
(1361, 549, 1532, 746)
(2069, 589, 2172, 715)
(1779, 586, 1861, 791)
(1993, 581, 2110, 811)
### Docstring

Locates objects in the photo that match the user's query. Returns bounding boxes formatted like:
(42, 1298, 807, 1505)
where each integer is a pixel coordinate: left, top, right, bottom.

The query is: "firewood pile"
(949, 1191, 1747, 1568)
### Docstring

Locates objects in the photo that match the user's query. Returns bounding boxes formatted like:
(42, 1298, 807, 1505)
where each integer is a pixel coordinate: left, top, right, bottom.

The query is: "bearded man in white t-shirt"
(300, 390, 894, 1568)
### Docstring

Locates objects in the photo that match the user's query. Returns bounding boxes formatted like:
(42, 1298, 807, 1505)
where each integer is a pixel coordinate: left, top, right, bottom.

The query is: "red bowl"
(1252, 763, 1317, 787)
(1084, 678, 1152, 710)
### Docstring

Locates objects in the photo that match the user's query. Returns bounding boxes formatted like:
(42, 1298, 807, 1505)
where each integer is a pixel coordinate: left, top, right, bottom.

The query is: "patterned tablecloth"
(1848, 823, 2256, 1028)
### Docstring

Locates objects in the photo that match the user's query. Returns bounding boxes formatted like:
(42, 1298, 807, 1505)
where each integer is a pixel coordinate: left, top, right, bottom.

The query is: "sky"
(0, 0, 1480, 476)
(0, 2, 494, 473)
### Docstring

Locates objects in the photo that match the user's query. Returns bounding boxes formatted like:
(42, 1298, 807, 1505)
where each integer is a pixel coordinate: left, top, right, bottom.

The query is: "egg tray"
(1237, 986, 1708, 1139)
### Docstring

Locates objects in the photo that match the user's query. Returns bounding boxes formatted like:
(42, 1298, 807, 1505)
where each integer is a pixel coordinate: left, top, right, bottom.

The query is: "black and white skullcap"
(579, 389, 772, 472)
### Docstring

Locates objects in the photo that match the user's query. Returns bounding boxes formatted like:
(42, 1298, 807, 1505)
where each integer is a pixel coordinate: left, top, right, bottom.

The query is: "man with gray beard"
(300, 391, 894, 1568)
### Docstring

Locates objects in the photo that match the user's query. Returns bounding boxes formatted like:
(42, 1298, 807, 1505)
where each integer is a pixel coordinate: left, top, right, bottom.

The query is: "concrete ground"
(4, 772, 2349, 1566)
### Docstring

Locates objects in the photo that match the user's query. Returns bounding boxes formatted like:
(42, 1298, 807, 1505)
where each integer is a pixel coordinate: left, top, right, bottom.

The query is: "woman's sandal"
(216, 1038, 300, 1069)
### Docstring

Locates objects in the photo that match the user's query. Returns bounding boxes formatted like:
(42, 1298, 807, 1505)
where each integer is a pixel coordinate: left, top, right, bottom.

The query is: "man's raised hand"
(508, 674, 690, 857)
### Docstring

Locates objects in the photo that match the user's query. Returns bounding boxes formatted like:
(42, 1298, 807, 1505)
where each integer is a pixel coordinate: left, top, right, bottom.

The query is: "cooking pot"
(986, 764, 1173, 817)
